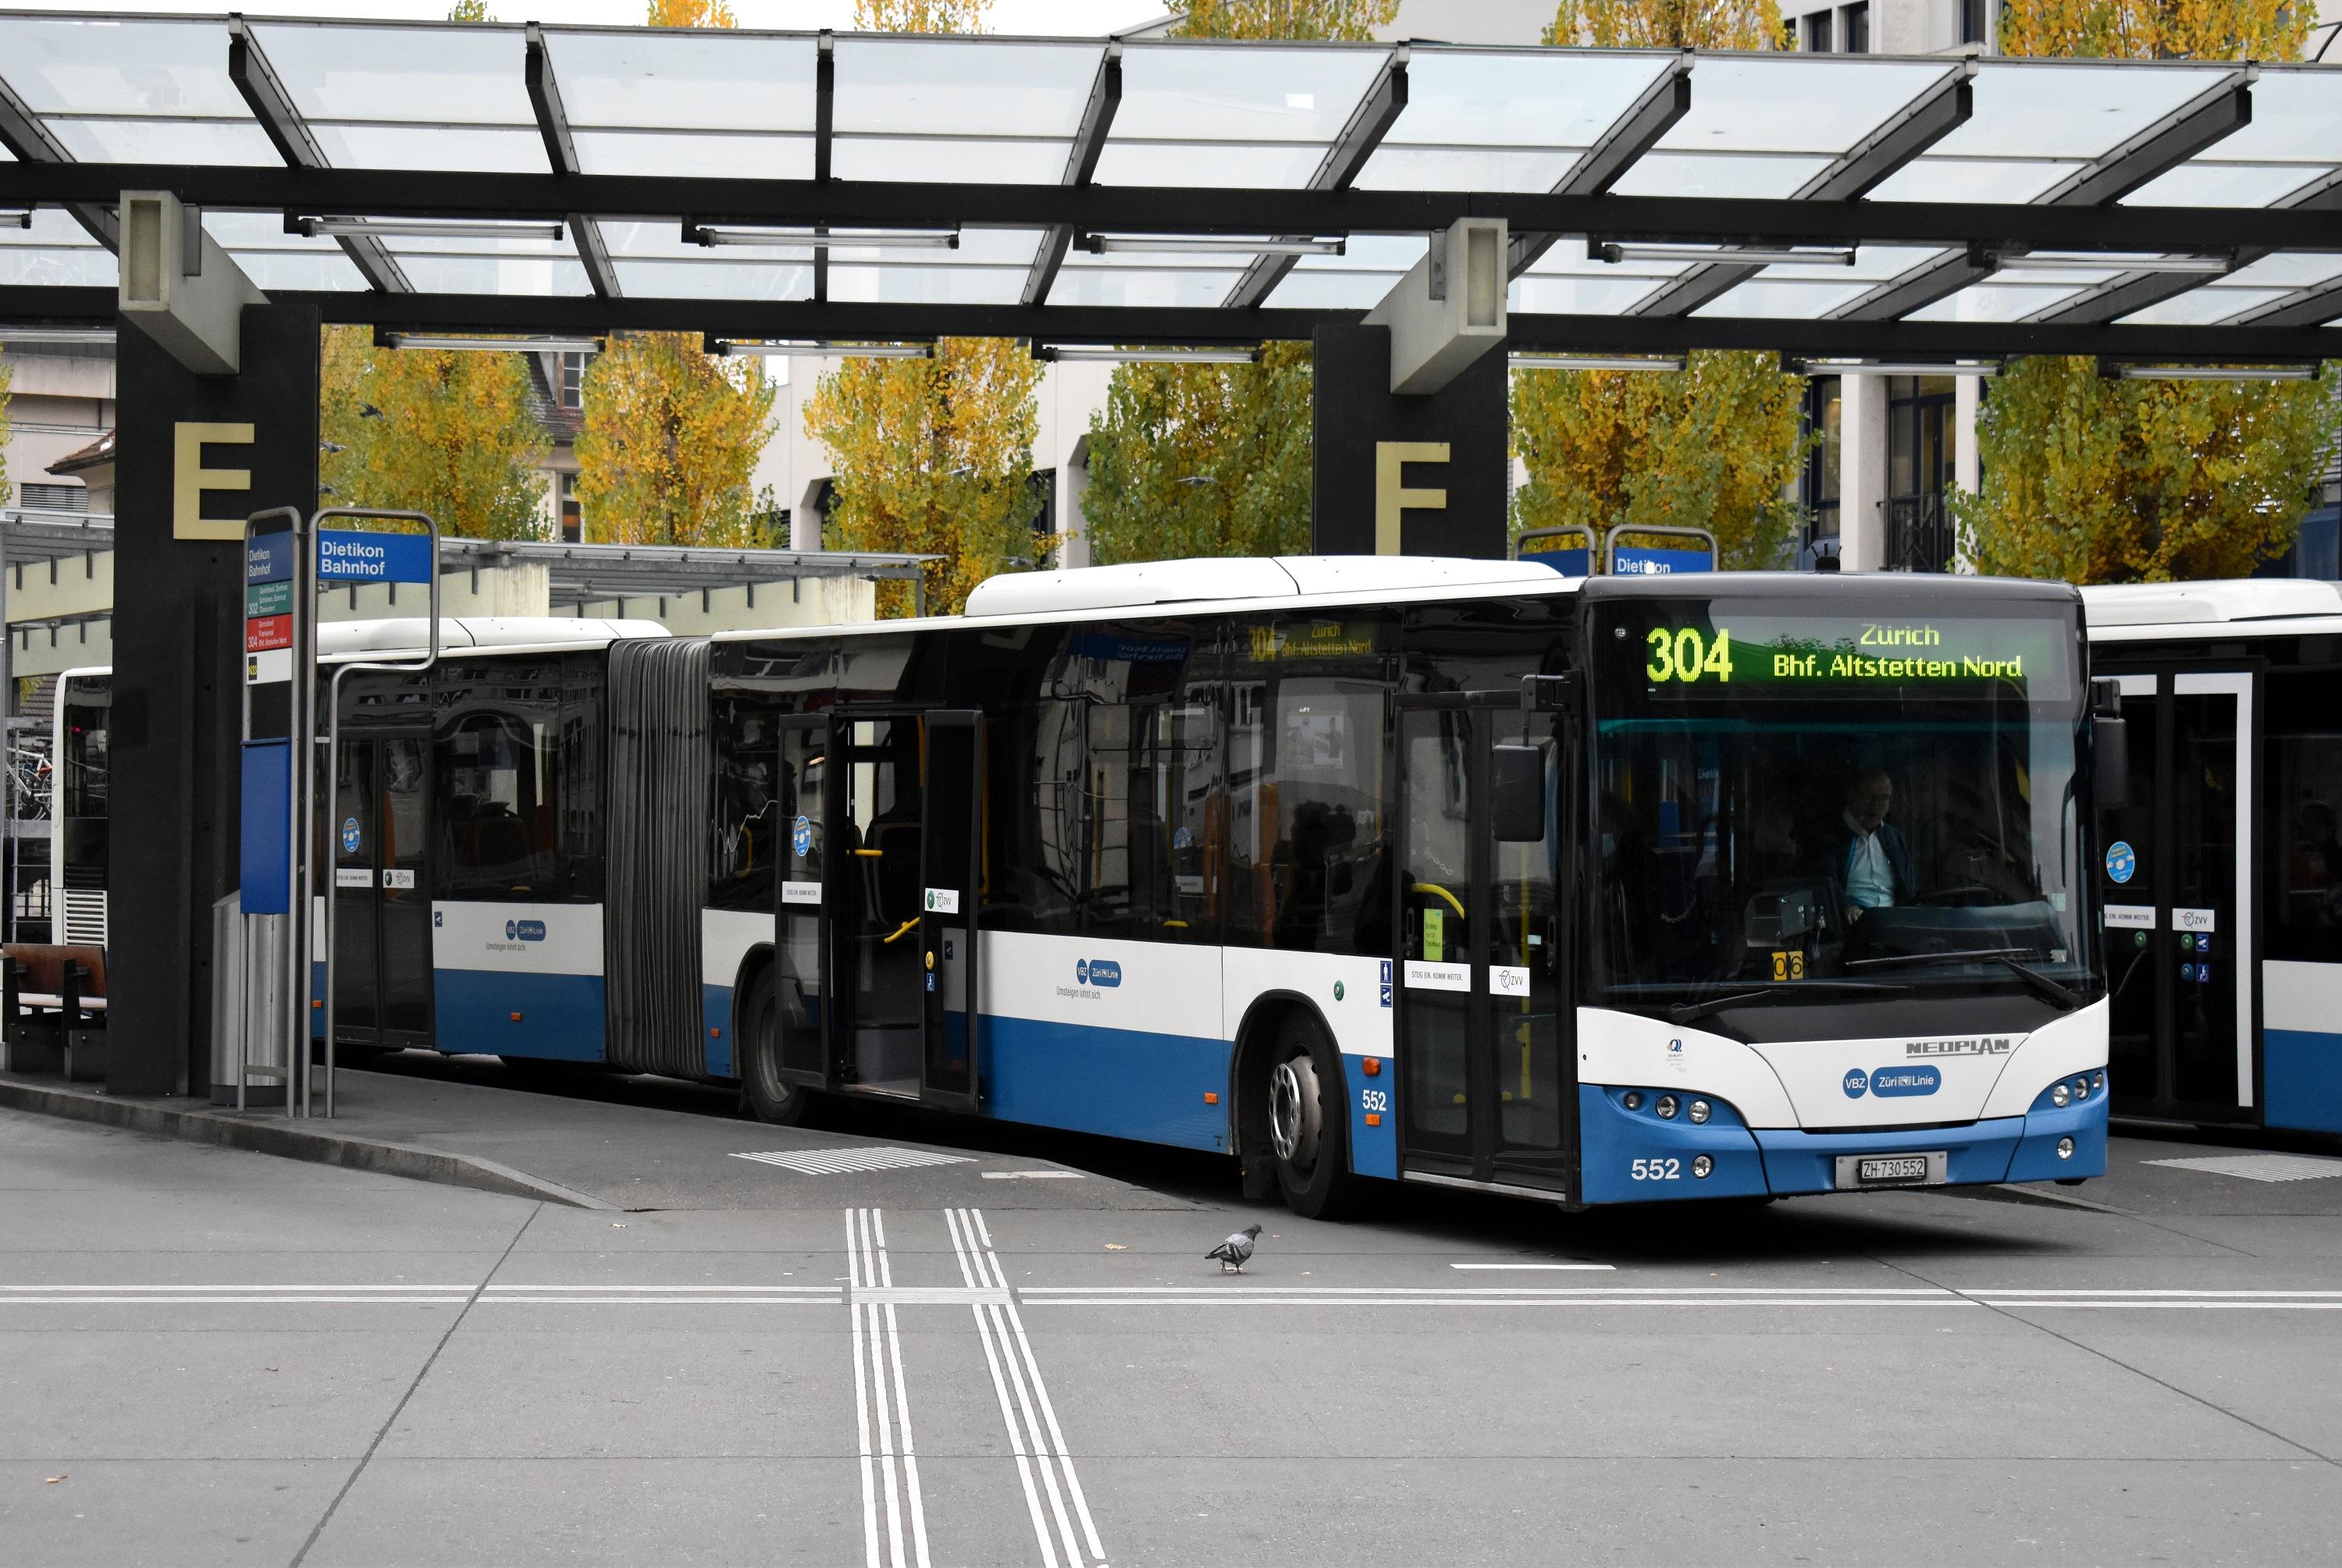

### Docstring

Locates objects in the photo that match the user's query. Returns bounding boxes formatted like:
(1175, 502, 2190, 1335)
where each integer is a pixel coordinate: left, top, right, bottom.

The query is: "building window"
(1961, 0, 1992, 46)
(558, 472, 582, 544)
(557, 350, 589, 411)
(1803, 9, 1832, 51)
(1839, 2, 1868, 53)
(19, 482, 87, 513)
(1887, 375, 1958, 572)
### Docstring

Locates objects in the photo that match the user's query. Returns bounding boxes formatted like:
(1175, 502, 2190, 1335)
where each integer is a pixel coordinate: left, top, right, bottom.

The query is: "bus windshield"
(1588, 595, 2092, 1012)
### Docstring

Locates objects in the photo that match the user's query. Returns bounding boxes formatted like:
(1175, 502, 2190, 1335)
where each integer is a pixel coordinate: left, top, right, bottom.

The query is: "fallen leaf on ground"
(1104, 1244, 1127, 1251)
(45, 1475, 65, 1484)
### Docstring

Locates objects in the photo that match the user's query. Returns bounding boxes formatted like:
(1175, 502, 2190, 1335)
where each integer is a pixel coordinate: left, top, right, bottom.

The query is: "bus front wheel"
(1264, 1013, 1354, 1221)
(740, 968, 810, 1125)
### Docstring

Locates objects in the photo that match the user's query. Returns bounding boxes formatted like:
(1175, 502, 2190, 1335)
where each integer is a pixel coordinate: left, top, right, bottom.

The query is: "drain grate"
(2144, 1154, 2342, 1184)
(731, 1145, 973, 1175)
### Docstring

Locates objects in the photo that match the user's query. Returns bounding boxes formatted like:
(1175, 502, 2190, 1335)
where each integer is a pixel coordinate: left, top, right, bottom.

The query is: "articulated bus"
(2084, 578, 2342, 1137)
(56, 561, 2113, 1214)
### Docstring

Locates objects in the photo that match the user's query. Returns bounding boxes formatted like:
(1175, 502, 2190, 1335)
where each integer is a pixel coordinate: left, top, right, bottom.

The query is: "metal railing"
(1885, 493, 1957, 574)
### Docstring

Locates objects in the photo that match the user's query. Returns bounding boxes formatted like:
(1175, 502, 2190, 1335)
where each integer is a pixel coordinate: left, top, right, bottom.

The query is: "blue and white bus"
(2085, 578, 2342, 1137)
(706, 557, 2112, 1215)
(58, 562, 2116, 1214)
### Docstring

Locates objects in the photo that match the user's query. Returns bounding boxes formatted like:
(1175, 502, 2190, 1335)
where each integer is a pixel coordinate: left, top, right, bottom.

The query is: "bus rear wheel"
(740, 967, 809, 1125)
(1264, 1013, 1354, 1221)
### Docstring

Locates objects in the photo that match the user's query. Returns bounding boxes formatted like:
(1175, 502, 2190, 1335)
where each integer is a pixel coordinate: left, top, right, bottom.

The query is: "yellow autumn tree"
(0, 346, 12, 503)
(318, 327, 550, 539)
(1956, 0, 2338, 584)
(568, 0, 777, 546)
(1173, 0, 1398, 36)
(575, 333, 778, 546)
(1544, 0, 1781, 45)
(1514, 0, 1805, 569)
(2000, 0, 2311, 58)
(799, 0, 1042, 615)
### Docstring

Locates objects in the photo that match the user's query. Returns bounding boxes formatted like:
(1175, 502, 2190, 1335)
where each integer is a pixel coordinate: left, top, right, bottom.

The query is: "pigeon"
(1206, 1225, 1263, 1274)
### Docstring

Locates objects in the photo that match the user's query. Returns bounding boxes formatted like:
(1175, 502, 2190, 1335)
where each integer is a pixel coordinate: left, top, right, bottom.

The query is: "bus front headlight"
(2051, 1082, 2071, 1108)
(1688, 1099, 1711, 1125)
(1655, 1094, 1678, 1120)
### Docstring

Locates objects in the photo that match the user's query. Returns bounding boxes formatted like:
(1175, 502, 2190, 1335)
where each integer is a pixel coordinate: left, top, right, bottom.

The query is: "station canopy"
(2, 12, 2340, 361)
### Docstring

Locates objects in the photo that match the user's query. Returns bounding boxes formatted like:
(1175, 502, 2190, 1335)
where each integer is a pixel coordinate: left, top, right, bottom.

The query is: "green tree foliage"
(1083, 343, 1315, 564)
(1511, 351, 1810, 569)
(1079, 1, 1393, 566)
(318, 326, 550, 540)
(1956, 0, 2336, 584)
(1957, 357, 2341, 582)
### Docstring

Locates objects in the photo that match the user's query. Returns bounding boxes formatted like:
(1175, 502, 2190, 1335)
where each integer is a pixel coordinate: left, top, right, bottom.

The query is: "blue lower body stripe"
(432, 969, 605, 1062)
(2264, 1029, 2342, 1134)
(981, 1015, 1230, 1153)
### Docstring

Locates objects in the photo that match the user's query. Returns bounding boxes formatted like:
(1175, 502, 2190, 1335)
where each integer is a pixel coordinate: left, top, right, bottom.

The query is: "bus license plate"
(1857, 1156, 1931, 1185)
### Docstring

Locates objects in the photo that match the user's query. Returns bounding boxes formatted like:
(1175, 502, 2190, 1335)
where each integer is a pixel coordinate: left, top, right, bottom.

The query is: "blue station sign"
(316, 530, 434, 585)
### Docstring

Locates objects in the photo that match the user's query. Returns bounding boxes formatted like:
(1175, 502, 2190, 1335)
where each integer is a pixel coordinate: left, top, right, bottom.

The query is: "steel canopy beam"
(14, 163, 2342, 253)
(1509, 52, 1692, 279)
(2040, 168, 2342, 327)
(1835, 66, 2255, 324)
(1632, 60, 1973, 319)
(525, 23, 620, 300)
(0, 70, 118, 251)
(813, 31, 834, 303)
(1024, 41, 1122, 308)
(1224, 45, 1405, 310)
(228, 17, 408, 293)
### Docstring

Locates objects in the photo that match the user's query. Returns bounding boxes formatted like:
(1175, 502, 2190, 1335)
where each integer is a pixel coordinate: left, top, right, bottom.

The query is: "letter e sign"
(174, 421, 254, 540)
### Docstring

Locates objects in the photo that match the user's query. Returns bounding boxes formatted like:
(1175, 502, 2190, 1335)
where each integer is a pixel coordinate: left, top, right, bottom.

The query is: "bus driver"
(1830, 765, 1913, 924)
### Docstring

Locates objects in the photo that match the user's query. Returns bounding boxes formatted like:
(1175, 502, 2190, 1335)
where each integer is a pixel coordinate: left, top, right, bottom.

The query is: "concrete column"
(1952, 374, 1984, 572)
(1058, 434, 1092, 570)
(1838, 373, 1891, 571)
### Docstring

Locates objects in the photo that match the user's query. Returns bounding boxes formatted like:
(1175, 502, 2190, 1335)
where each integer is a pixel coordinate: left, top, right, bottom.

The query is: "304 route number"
(1630, 1157, 1682, 1181)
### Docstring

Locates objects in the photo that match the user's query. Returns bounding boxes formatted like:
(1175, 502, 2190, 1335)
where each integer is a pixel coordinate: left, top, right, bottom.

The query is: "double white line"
(847, 1208, 931, 1568)
(946, 1207, 1107, 1568)
(1016, 1285, 2342, 1311)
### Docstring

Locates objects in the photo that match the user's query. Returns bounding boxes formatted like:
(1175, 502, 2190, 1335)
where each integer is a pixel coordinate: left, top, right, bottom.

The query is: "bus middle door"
(1393, 692, 1572, 1196)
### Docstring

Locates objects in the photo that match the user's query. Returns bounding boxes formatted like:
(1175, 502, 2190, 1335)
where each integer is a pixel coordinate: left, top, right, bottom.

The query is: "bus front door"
(1394, 695, 1572, 1196)
(822, 710, 984, 1107)
(329, 731, 434, 1052)
(2102, 668, 2258, 1124)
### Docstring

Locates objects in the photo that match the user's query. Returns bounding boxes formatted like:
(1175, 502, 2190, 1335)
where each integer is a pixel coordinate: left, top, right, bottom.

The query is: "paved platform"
(6, 1065, 2342, 1565)
(0, 1056, 1207, 1214)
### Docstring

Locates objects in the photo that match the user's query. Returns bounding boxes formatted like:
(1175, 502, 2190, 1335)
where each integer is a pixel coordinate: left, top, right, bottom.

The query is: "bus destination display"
(1619, 610, 2073, 700)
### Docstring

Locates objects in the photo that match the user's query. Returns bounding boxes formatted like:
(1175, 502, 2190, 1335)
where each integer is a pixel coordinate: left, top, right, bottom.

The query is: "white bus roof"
(2083, 580, 2342, 640)
(960, 556, 1568, 619)
(319, 617, 671, 655)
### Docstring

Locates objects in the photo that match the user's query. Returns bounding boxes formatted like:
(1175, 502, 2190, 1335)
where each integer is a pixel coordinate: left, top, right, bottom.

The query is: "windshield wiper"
(1666, 980, 1905, 1026)
(1844, 947, 2088, 1009)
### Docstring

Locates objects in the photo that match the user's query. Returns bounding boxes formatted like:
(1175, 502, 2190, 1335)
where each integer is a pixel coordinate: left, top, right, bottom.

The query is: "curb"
(0, 1077, 619, 1211)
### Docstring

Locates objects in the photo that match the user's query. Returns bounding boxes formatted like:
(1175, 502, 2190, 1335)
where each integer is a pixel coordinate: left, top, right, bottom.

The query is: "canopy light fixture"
(1082, 234, 1345, 257)
(1593, 241, 1856, 268)
(0, 326, 116, 346)
(1508, 353, 1685, 373)
(1995, 252, 2233, 275)
(1039, 345, 1261, 364)
(385, 333, 603, 354)
(2105, 361, 2322, 382)
(2, 208, 30, 230)
(1796, 358, 2001, 377)
(716, 340, 935, 359)
(687, 223, 959, 250)
(294, 216, 565, 242)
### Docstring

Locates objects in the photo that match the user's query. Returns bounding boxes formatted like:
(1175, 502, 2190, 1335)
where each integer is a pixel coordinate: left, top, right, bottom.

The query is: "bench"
(2, 943, 109, 1081)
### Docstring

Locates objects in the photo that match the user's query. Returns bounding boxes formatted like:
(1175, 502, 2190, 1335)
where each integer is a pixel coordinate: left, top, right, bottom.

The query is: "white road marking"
(736, 1146, 973, 1175)
(1450, 1263, 1617, 1271)
(846, 1207, 931, 1568)
(949, 1207, 1109, 1568)
(981, 1171, 1087, 1180)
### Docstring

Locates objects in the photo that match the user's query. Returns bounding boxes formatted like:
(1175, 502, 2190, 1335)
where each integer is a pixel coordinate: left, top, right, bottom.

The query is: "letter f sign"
(1373, 440, 1449, 555)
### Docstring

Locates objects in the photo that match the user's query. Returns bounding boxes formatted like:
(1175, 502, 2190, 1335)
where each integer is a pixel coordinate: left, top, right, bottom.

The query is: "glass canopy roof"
(0, 13, 2336, 341)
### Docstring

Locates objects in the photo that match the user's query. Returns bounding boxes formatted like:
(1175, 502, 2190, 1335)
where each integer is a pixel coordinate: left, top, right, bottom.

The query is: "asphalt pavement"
(4, 1070, 2342, 1566)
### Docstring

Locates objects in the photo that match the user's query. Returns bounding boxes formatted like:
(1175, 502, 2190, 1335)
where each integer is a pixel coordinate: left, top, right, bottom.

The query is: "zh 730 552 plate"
(1835, 1150, 1949, 1189)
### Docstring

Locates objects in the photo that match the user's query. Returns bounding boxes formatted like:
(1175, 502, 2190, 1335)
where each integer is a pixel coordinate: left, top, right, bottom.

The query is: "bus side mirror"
(1491, 745, 1546, 843)
(2094, 716, 2130, 811)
